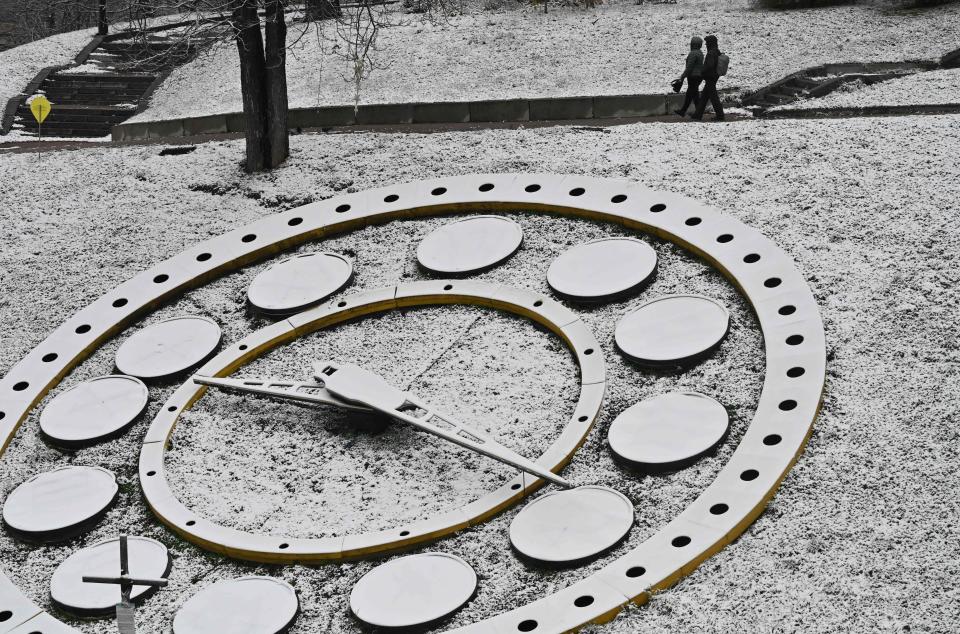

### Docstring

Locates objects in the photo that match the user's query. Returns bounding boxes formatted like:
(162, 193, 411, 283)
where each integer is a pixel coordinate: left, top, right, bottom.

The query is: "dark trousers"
(679, 77, 701, 115)
(694, 78, 724, 119)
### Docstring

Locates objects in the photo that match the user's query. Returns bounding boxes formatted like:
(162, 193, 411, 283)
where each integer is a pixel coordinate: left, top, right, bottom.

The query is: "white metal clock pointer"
(193, 361, 573, 488)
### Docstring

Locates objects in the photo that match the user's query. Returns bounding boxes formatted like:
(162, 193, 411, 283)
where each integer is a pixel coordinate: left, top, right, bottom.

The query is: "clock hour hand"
(192, 375, 371, 413)
(314, 361, 573, 489)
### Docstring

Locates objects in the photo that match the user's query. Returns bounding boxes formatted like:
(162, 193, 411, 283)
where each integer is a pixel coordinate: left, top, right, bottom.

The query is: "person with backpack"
(693, 34, 728, 121)
(673, 36, 704, 117)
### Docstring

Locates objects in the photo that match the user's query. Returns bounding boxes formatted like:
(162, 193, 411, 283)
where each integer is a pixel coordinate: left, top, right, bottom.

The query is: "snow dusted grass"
(1, 113, 959, 633)
(130, 0, 960, 123)
(0, 27, 96, 109)
(786, 67, 960, 109)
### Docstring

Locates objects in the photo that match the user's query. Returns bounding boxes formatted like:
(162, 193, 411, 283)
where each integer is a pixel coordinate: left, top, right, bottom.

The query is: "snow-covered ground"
(0, 27, 96, 111)
(1, 113, 959, 633)
(130, 0, 960, 123)
(778, 67, 960, 110)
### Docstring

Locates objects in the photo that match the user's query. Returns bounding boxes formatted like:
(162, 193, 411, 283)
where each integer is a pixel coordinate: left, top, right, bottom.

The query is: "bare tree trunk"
(264, 0, 289, 169)
(98, 0, 108, 35)
(233, 0, 269, 173)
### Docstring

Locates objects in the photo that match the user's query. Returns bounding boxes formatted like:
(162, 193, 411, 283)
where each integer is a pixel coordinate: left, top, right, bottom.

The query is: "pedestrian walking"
(674, 36, 704, 117)
(693, 34, 727, 121)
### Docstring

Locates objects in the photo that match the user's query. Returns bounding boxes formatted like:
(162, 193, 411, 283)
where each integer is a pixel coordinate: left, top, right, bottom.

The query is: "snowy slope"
(0, 27, 96, 111)
(130, 0, 960, 123)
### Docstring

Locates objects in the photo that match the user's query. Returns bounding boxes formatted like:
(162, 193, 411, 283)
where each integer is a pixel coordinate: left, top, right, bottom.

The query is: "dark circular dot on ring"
(288, 217, 303, 226)
(787, 334, 804, 346)
(650, 203, 666, 213)
(241, 234, 256, 243)
(196, 252, 212, 262)
(764, 277, 782, 288)
(779, 305, 796, 316)
(42, 353, 58, 363)
(518, 620, 538, 632)
(399, 530, 410, 536)
(511, 483, 521, 490)
(0, 611, 11, 622)
(685, 217, 702, 226)
(431, 187, 447, 196)
(743, 253, 760, 263)
(710, 503, 729, 515)
(740, 469, 759, 481)
(335, 204, 351, 213)
(443, 284, 453, 291)
(569, 187, 585, 196)
(153, 274, 169, 284)
(787, 367, 806, 378)
(384, 194, 399, 203)
(671, 535, 691, 548)
(717, 234, 734, 243)
(574, 595, 595, 608)
(764, 434, 782, 446)
(611, 194, 627, 203)
(112, 298, 128, 308)
(167, 406, 177, 412)
(578, 415, 588, 422)
(525, 184, 541, 193)
(146, 471, 156, 477)
(186, 520, 196, 526)
(479, 183, 494, 192)
(779, 399, 797, 411)
(0, 412, 6, 420)
(13, 381, 29, 391)
(584, 348, 594, 355)
(338, 301, 347, 308)
(533, 300, 543, 307)
(626, 566, 646, 578)
(238, 344, 248, 351)
(75, 324, 91, 334)
(279, 543, 289, 549)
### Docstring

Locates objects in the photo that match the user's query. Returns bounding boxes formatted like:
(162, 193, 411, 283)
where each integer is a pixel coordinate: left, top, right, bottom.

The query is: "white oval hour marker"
(115, 316, 221, 380)
(416, 216, 523, 274)
(608, 392, 729, 473)
(350, 552, 477, 628)
(40, 375, 148, 447)
(173, 577, 299, 634)
(509, 485, 634, 566)
(2, 466, 118, 543)
(247, 252, 353, 316)
(615, 294, 730, 366)
(50, 536, 170, 616)
(547, 237, 657, 302)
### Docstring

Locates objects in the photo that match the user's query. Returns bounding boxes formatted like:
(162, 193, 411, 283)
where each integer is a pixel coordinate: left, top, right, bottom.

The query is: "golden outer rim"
(0, 173, 826, 634)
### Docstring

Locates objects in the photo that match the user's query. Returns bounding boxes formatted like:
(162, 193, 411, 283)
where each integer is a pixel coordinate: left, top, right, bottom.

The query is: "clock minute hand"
(314, 361, 573, 489)
(192, 375, 371, 413)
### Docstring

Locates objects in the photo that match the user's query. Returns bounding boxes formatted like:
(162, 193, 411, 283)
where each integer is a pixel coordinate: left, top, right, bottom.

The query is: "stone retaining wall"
(111, 93, 686, 141)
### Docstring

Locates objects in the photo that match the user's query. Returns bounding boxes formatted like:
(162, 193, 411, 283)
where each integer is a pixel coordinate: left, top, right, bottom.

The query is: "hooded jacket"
(683, 36, 704, 79)
(702, 35, 721, 80)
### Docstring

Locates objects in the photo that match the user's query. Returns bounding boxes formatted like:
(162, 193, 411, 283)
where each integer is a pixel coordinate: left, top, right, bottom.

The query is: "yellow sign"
(30, 95, 51, 124)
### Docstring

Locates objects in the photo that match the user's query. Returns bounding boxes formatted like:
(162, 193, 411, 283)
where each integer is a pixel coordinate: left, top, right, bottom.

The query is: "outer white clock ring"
(0, 173, 825, 634)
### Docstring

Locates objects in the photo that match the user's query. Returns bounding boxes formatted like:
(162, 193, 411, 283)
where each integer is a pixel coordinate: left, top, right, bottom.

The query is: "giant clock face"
(0, 174, 824, 633)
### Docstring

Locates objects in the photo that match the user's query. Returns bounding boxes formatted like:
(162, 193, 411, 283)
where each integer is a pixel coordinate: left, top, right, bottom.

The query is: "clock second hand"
(315, 361, 573, 489)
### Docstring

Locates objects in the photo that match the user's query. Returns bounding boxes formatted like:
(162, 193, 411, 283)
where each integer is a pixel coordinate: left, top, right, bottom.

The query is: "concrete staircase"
(742, 60, 938, 112)
(12, 33, 200, 138)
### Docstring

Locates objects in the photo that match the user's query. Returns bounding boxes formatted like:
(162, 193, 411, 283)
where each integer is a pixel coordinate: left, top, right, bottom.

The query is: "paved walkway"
(0, 112, 751, 155)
